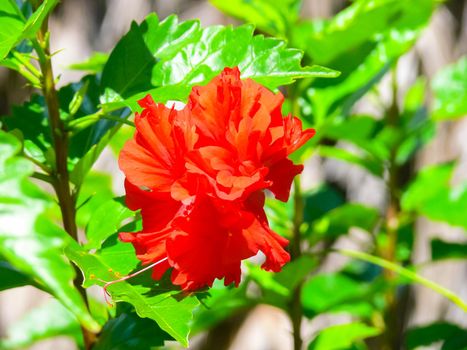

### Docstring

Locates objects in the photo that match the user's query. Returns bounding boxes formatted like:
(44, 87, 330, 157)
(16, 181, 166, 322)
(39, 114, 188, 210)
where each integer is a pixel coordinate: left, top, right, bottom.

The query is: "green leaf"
(0, 260, 35, 291)
(0, 1, 25, 60)
(318, 145, 384, 177)
(0, 299, 82, 350)
(94, 309, 170, 350)
(264, 195, 293, 238)
(406, 322, 467, 350)
(85, 197, 134, 250)
(303, 184, 345, 225)
(21, 0, 59, 40)
(76, 171, 115, 228)
(0, 131, 99, 332)
(3, 76, 129, 185)
(301, 273, 373, 318)
(296, 0, 436, 123)
(210, 0, 302, 37)
(68, 52, 109, 74)
(101, 14, 338, 111)
(312, 204, 379, 241)
(0, 0, 59, 60)
(191, 282, 253, 334)
(402, 162, 467, 230)
(308, 322, 381, 350)
(66, 240, 200, 347)
(432, 56, 467, 120)
(431, 239, 467, 261)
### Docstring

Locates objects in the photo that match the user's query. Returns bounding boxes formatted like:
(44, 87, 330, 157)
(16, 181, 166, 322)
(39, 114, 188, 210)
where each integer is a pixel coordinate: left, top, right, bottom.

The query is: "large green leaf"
(209, 0, 301, 37)
(0, 131, 99, 332)
(0, 299, 82, 350)
(402, 163, 467, 230)
(295, 0, 436, 124)
(100, 14, 338, 111)
(432, 56, 467, 120)
(66, 240, 200, 347)
(308, 322, 381, 350)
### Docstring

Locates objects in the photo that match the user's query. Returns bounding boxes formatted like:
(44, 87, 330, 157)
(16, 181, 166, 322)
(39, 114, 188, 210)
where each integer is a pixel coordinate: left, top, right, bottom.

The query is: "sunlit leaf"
(85, 197, 134, 250)
(0, 131, 99, 332)
(68, 52, 109, 74)
(210, 0, 302, 37)
(296, 0, 436, 124)
(402, 162, 467, 230)
(432, 56, 467, 120)
(66, 240, 200, 347)
(301, 272, 376, 319)
(100, 14, 338, 111)
(308, 322, 381, 350)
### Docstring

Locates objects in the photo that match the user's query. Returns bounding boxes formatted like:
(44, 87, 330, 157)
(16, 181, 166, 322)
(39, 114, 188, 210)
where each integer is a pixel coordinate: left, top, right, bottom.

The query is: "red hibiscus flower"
(118, 67, 315, 290)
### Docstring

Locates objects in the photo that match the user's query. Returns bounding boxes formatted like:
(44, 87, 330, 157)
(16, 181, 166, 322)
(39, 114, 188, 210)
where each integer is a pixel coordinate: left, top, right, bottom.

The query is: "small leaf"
(402, 162, 467, 230)
(312, 203, 379, 241)
(308, 322, 381, 350)
(301, 273, 373, 318)
(0, 1, 25, 59)
(210, 0, 302, 37)
(21, 0, 59, 40)
(318, 145, 384, 177)
(68, 52, 109, 74)
(303, 184, 345, 224)
(431, 239, 467, 261)
(432, 56, 467, 120)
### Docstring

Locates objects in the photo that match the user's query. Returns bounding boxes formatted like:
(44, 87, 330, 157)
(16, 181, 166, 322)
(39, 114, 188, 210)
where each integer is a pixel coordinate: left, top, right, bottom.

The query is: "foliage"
(1, 0, 466, 349)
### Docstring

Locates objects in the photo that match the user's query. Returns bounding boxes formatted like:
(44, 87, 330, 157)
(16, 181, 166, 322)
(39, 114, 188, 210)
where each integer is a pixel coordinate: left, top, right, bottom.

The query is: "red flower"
(119, 67, 315, 290)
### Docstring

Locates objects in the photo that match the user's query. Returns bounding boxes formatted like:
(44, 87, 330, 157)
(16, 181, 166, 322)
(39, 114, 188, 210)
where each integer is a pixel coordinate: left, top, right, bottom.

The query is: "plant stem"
(380, 64, 402, 350)
(290, 177, 304, 350)
(287, 83, 305, 350)
(334, 249, 467, 312)
(34, 7, 96, 349)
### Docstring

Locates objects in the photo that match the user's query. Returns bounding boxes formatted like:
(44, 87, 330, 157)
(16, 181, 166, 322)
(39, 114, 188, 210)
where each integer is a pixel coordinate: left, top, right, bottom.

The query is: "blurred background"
(0, 0, 466, 349)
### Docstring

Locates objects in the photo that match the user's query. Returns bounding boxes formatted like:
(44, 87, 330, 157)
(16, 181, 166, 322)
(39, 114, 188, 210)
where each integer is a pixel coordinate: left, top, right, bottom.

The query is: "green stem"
(67, 111, 135, 132)
(289, 177, 304, 350)
(34, 6, 97, 349)
(12, 51, 42, 78)
(288, 83, 305, 350)
(334, 249, 467, 312)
